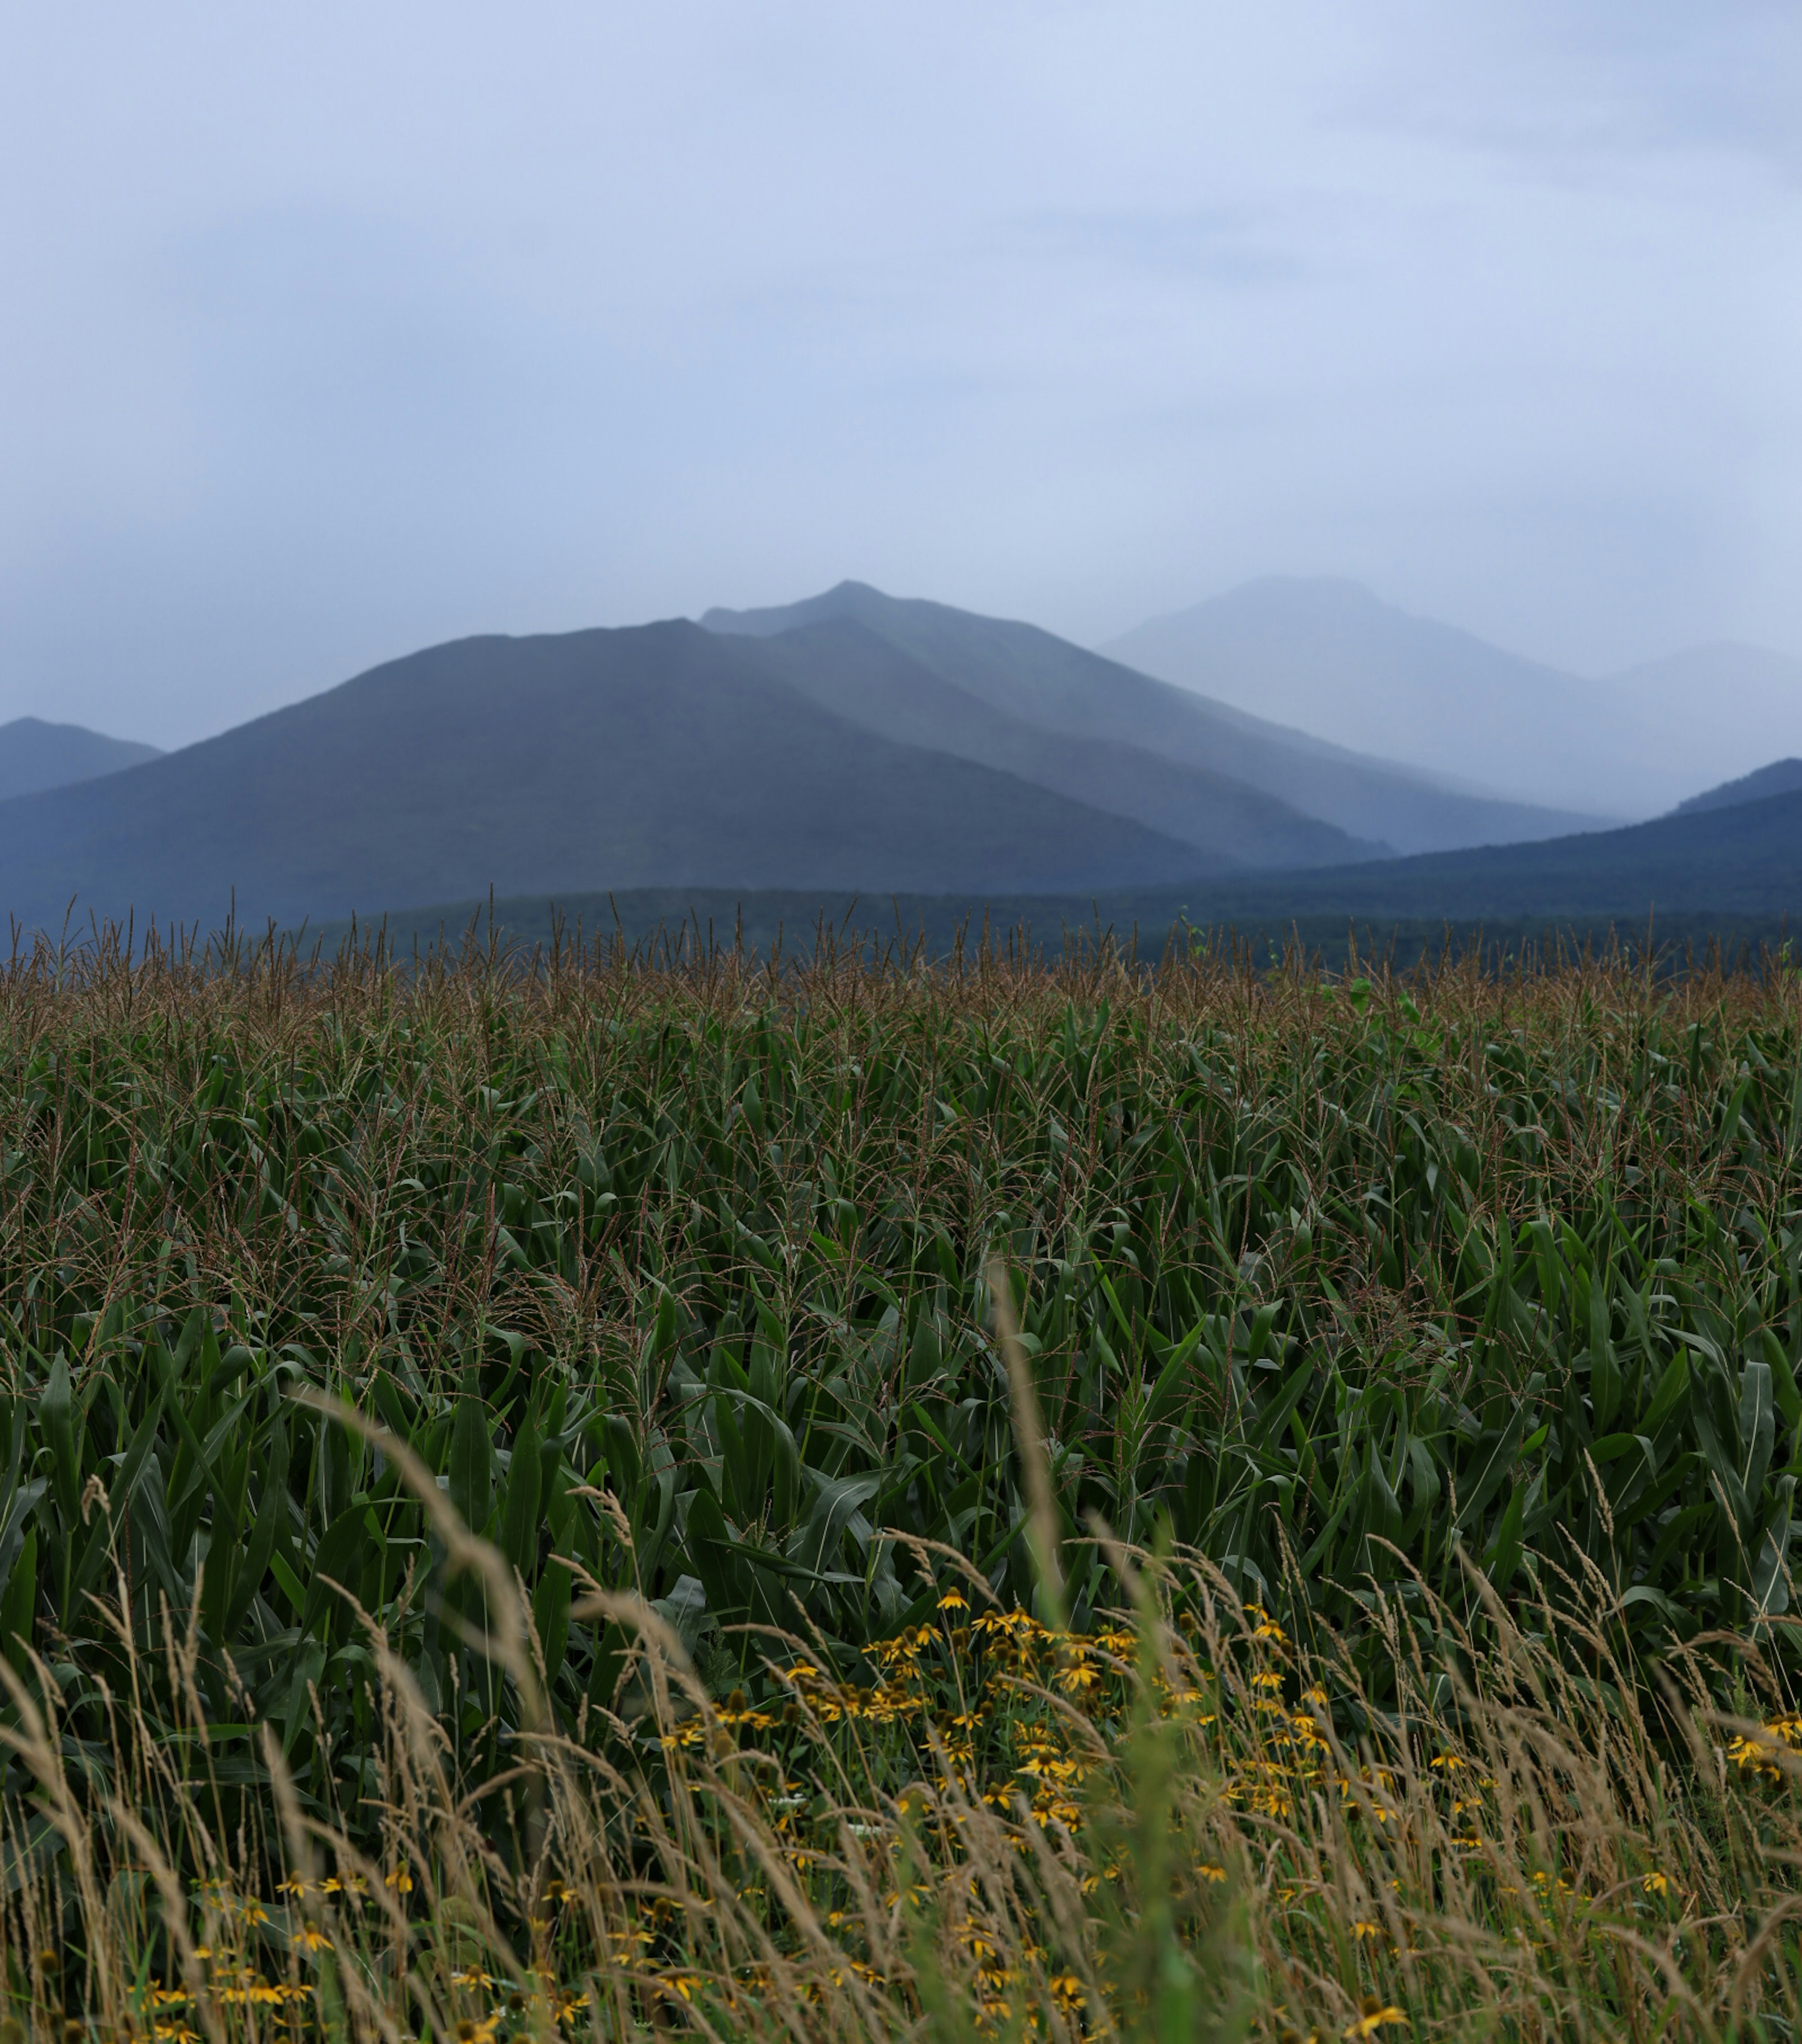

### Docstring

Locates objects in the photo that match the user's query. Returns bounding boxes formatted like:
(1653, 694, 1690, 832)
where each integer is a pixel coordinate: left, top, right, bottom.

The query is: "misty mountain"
(703, 582, 1595, 856)
(0, 717, 160, 802)
(1101, 578, 1802, 819)
(0, 621, 1216, 935)
(738, 615, 1377, 870)
(1674, 759, 1802, 817)
(1168, 781, 1802, 926)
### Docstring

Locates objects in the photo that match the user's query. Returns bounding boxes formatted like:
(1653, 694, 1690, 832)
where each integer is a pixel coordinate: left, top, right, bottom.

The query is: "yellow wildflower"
(1346, 2003, 1406, 2038)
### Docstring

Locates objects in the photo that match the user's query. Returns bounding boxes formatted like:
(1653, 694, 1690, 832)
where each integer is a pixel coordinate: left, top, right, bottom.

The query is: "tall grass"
(0, 922, 1799, 2034)
(4, 1519, 1801, 2041)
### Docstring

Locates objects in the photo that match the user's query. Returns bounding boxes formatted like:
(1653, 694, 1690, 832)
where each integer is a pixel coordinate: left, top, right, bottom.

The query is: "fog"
(2, 2, 1798, 747)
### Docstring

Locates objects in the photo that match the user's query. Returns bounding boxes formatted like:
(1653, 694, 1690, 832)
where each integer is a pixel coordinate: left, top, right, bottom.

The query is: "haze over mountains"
(1104, 579, 1802, 819)
(0, 575, 1794, 945)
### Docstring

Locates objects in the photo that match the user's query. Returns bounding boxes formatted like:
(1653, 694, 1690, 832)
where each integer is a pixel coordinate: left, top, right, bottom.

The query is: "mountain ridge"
(705, 581, 1600, 855)
(1674, 759, 1802, 817)
(736, 612, 1381, 869)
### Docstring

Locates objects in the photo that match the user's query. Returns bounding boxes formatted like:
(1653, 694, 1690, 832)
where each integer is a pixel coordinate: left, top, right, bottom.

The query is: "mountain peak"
(0, 716, 161, 802)
(1100, 577, 1802, 819)
(700, 581, 899, 638)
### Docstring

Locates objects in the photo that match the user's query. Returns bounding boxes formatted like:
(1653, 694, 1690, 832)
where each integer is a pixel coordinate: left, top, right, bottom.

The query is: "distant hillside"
(0, 717, 160, 801)
(707, 582, 1597, 856)
(1102, 579, 1802, 818)
(0, 621, 1215, 936)
(1673, 758, 1802, 816)
(1165, 784, 1802, 925)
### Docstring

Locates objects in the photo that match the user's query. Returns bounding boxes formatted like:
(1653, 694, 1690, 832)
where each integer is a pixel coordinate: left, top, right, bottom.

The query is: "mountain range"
(1103, 579, 1802, 818)
(0, 623, 1234, 933)
(0, 576, 1794, 944)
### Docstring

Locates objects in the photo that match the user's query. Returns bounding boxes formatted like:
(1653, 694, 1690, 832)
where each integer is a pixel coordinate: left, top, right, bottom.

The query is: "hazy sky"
(3, 2, 1798, 747)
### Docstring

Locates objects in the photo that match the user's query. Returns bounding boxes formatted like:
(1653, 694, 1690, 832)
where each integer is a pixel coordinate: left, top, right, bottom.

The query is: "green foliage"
(0, 944, 1800, 1869)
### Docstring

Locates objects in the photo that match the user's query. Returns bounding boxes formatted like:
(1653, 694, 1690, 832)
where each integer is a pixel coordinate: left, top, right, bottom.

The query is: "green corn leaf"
(1, 1526, 36, 1675)
(450, 1373, 493, 1537)
(303, 1505, 381, 1644)
(224, 1415, 291, 1638)
(499, 1403, 542, 1579)
(1739, 1356, 1776, 1509)
(1591, 1277, 1621, 1433)
(1486, 1479, 1527, 1595)
(40, 1355, 81, 1530)
(1751, 1477, 1795, 1617)
(532, 1550, 573, 1687)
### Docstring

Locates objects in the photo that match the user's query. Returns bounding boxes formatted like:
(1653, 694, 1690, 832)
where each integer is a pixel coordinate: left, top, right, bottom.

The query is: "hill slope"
(1102, 580, 1802, 818)
(1672, 758, 1802, 816)
(1172, 784, 1802, 924)
(0, 622, 1212, 934)
(705, 582, 1597, 855)
(744, 616, 1377, 869)
(0, 717, 160, 801)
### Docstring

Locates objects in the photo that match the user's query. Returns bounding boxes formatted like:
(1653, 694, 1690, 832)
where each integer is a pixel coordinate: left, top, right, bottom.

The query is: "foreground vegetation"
(2, 926, 1802, 2038)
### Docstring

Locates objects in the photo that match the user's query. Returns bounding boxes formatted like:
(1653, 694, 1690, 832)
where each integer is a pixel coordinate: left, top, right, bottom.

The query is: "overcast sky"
(2, 2, 1798, 747)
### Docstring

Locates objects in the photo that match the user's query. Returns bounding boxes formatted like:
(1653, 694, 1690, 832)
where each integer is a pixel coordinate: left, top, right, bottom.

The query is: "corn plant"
(0, 924, 1797, 1912)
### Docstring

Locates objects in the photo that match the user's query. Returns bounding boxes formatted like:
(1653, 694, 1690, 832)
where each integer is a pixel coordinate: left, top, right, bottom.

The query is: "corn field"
(1, 926, 1802, 2040)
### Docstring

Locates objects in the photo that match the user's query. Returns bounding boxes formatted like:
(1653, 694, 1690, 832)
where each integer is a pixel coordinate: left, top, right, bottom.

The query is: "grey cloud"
(0, 2, 1796, 747)
(1007, 206, 1313, 286)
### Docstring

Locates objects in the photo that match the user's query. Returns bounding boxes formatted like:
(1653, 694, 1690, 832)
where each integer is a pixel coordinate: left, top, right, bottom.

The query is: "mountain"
(1167, 783, 1802, 926)
(1674, 759, 1802, 817)
(0, 621, 1216, 935)
(703, 582, 1597, 856)
(735, 615, 1376, 870)
(1102, 580, 1802, 819)
(0, 717, 160, 801)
